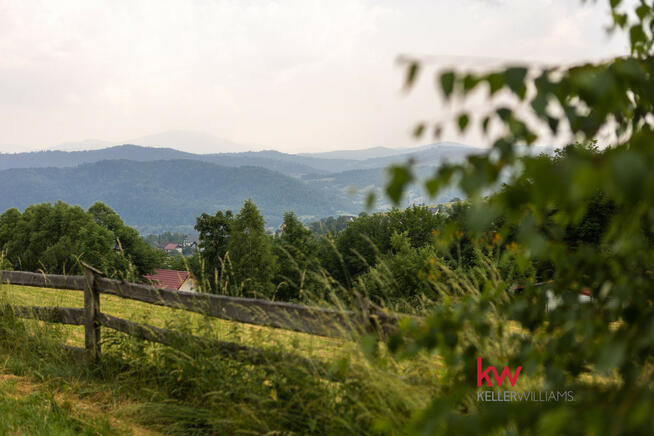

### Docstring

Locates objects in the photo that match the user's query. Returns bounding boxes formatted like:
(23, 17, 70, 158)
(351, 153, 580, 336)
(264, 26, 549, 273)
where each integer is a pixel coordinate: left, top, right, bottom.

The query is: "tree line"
(0, 202, 160, 278)
(0, 144, 617, 307)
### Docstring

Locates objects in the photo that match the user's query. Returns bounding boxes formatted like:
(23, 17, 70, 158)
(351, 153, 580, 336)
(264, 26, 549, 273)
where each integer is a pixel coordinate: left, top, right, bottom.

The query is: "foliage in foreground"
(385, 0, 654, 434)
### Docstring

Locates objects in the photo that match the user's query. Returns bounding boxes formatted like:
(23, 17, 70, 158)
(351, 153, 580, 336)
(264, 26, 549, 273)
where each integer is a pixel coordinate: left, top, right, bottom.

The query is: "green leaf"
(364, 191, 376, 211)
(630, 24, 646, 48)
(413, 123, 426, 138)
(481, 116, 490, 133)
(386, 165, 414, 205)
(504, 67, 528, 99)
(612, 11, 628, 28)
(486, 72, 504, 95)
(636, 4, 649, 20)
(404, 62, 420, 90)
(425, 178, 440, 197)
(440, 71, 455, 99)
(457, 113, 470, 133)
(496, 107, 512, 121)
(463, 74, 479, 93)
(546, 116, 559, 134)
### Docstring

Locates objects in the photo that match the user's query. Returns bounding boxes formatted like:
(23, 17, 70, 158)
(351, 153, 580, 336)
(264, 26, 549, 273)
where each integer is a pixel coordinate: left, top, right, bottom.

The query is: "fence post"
(82, 263, 102, 362)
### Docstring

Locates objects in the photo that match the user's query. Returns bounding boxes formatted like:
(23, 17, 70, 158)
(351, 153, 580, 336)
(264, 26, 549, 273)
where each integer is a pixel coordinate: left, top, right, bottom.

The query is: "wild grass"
(0, 377, 115, 435)
(0, 279, 442, 435)
(0, 284, 345, 360)
(0, 248, 538, 435)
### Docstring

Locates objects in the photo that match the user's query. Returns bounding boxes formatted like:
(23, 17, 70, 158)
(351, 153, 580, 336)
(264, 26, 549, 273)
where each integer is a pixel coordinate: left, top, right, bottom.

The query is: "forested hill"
(0, 143, 488, 175)
(0, 145, 334, 176)
(0, 159, 356, 233)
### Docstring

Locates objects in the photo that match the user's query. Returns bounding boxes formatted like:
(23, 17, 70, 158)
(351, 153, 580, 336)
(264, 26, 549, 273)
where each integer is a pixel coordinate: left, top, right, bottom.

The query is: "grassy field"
(0, 283, 344, 358)
(0, 283, 438, 435)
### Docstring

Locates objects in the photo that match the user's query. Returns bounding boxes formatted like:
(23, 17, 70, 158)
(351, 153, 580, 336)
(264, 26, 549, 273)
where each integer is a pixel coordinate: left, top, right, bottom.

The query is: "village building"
(157, 243, 182, 254)
(182, 234, 200, 250)
(144, 269, 198, 292)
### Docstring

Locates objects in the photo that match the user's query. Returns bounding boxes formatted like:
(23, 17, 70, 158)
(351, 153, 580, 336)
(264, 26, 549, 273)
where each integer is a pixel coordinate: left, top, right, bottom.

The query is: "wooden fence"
(0, 263, 401, 362)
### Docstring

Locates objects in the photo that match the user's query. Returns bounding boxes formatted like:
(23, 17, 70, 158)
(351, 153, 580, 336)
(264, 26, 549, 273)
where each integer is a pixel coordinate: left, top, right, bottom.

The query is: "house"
(158, 243, 182, 254)
(144, 269, 198, 292)
(182, 234, 200, 250)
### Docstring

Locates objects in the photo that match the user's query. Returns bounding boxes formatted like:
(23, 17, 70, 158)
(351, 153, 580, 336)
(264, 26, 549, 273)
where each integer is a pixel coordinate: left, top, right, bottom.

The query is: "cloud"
(0, 0, 628, 153)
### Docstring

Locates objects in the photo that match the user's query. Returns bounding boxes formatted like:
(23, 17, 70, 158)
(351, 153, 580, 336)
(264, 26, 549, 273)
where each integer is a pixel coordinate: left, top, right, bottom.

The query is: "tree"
(273, 211, 321, 300)
(0, 201, 160, 277)
(323, 206, 444, 285)
(308, 215, 352, 235)
(356, 231, 442, 305)
(227, 200, 274, 297)
(386, 1, 654, 434)
(88, 202, 161, 275)
(195, 210, 234, 290)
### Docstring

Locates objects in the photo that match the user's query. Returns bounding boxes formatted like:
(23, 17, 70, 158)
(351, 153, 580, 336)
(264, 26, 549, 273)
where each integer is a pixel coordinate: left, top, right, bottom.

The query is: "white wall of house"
(179, 278, 197, 292)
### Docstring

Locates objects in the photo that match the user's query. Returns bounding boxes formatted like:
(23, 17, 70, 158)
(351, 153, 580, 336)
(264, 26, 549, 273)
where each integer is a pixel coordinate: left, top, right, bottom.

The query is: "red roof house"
(144, 269, 197, 292)
(158, 243, 181, 253)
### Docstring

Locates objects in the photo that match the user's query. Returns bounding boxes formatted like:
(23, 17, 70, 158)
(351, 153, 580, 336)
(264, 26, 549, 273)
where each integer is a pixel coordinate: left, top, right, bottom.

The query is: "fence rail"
(0, 264, 402, 362)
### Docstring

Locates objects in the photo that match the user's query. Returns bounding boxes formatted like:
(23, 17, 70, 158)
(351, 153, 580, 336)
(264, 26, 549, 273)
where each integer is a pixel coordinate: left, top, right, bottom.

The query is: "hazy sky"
(0, 0, 629, 153)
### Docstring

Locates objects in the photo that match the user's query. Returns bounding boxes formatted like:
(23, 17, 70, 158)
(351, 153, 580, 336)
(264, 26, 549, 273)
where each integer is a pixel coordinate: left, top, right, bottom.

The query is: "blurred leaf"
(463, 74, 479, 93)
(487, 72, 505, 96)
(546, 116, 560, 134)
(636, 4, 649, 19)
(496, 107, 512, 121)
(386, 164, 414, 205)
(413, 122, 426, 138)
(440, 71, 455, 99)
(630, 24, 646, 49)
(425, 178, 440, 197)
(404, 61, 420, 90)
(433, 124, 443, 139)
(482, 116, 490, 133)
(504, 67, 528, 99)
(457, 113, 470, 133)
(365, 191, 376, 211)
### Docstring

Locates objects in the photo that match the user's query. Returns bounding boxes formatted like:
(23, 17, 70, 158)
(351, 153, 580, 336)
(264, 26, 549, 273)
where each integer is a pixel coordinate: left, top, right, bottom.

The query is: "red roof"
(163, 243, 179, 251)
(144, 269, 191, 290)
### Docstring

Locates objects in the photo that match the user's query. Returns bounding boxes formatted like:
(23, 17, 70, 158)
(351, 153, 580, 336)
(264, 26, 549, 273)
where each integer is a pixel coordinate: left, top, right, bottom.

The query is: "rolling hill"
(0, 145, 333, 176)
(302, 166, 463, 210)
(0, 141, 496, 233)
(0, 142, 485, 175)
(0, 160, 357, 233)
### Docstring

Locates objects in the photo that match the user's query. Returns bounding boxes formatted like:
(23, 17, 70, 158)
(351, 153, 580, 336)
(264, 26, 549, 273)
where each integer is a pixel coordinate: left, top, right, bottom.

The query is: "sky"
(0, 0, 630, 154)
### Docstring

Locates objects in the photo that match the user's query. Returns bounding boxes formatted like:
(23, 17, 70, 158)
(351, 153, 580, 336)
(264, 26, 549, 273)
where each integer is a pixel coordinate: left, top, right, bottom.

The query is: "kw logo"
(477, 357, 522, 387)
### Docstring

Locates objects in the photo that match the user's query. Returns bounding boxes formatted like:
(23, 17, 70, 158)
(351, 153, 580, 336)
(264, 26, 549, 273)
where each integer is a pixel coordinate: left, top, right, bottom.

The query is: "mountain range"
(51, 130, 248, 154)
(0, 138, 487, 232)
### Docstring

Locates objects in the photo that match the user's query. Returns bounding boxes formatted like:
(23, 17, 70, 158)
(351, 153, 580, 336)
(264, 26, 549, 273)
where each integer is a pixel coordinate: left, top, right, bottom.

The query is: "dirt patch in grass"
(0, 372, 162, 436)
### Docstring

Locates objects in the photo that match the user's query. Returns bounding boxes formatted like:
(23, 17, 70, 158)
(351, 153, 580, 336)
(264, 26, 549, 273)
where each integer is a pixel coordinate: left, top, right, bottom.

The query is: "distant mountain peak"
(47, 130, 253, 154)
(122, 130, 250, 154)
(52, 138, 114, 151)
(299, 141, 474, 160)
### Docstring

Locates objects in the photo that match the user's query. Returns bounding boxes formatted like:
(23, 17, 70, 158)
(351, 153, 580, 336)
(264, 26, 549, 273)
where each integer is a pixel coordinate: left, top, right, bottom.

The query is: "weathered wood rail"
(0, 265, 402, 362)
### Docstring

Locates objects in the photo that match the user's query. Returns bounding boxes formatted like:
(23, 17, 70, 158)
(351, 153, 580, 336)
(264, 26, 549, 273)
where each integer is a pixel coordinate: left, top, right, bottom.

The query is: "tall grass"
(0, 285, 441, 434)
(0, 242, 527, 434)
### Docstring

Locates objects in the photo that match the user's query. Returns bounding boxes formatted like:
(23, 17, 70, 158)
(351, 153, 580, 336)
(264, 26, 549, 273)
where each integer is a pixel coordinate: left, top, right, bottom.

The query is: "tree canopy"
(384, 0, 654, 433)
(0, 201, 161, 277)
(227, 199, 275, 298)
